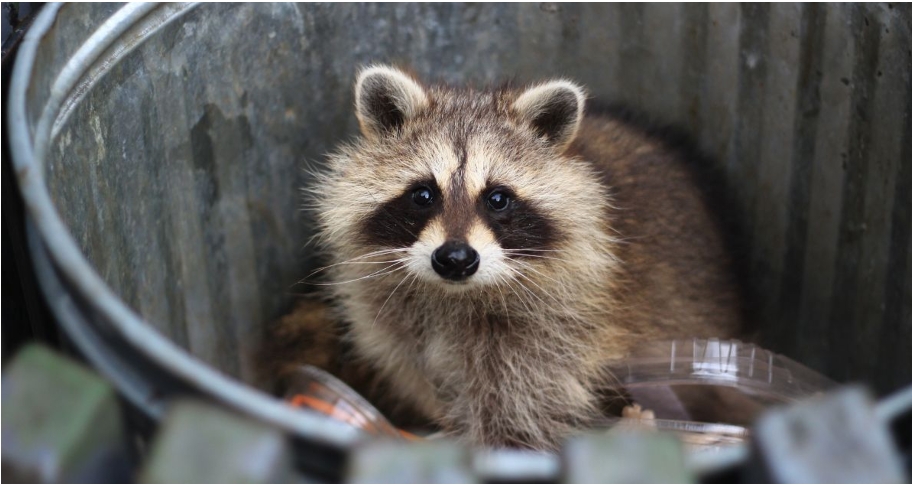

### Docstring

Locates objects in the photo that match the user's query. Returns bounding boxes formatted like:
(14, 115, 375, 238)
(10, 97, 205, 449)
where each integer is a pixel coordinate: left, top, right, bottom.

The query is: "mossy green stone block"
(752, 386, 907, 483)
(562, 430, 693, 483)
(1, 344, 125, 482)
(139, 400, 292, 483)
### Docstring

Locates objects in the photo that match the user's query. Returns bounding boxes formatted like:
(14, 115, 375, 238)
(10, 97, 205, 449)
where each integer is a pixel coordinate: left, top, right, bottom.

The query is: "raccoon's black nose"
(432, 241, 480, 281)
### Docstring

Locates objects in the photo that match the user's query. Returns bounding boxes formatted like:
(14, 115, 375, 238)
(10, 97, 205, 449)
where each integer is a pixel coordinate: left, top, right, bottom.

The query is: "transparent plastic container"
(607, 338, 836, 400)
(602, 338, 838, 452)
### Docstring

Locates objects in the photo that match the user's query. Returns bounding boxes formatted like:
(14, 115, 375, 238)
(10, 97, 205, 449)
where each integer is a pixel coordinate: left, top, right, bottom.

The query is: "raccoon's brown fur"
(261, 66, 743, 450)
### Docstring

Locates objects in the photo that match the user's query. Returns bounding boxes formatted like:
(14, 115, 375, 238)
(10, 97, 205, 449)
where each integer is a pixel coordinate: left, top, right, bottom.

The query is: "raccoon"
(270, 65, 744, 450)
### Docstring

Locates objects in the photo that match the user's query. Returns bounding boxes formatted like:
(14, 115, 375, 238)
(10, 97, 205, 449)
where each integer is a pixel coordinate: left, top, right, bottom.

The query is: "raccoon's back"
(569, 112, 745, 342)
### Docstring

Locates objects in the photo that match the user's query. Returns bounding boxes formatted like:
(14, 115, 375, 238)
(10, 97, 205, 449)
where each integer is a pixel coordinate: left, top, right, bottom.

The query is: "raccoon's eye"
(486, 190, 511, 212)
(412, 186, 434, 207)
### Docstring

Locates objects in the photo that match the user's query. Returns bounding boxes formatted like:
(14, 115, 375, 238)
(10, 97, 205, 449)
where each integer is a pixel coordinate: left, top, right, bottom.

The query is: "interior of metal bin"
(28, 3, 912, 396)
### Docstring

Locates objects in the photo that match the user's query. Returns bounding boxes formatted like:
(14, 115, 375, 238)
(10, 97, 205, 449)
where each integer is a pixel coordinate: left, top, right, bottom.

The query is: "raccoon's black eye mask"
(360, 180, 441, 248)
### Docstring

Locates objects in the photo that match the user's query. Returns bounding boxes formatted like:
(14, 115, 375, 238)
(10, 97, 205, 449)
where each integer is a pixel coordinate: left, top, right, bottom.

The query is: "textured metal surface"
(8, 0, 912, 461)
(9, 1, 362, 465)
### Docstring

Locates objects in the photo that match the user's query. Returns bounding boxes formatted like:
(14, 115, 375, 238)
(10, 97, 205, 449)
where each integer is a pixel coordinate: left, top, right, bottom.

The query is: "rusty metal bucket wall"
(9, 0, 912, 458)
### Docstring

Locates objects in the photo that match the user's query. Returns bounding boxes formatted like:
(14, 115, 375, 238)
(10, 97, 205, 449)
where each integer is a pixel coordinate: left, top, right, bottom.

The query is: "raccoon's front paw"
(621, 402, 655, 421)
(614, 402, 659, 434)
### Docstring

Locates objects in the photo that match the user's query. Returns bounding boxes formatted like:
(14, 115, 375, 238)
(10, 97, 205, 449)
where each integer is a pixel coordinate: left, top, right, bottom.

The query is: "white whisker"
(499, 248, 568, 253)
(502, 257, 563, 286)
(506, 267, 580, 319)
(504, 252, 572, 264)
(371, 271, 415, 328)
(498, 274, 536, 317)
(309, 262, 407, 286)
(301, 248, 410, 280)
(496, 281, 512, 329)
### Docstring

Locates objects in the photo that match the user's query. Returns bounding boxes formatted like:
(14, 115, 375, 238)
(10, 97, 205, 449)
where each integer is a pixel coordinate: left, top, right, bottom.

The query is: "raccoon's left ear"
(512, 80, 586, 150)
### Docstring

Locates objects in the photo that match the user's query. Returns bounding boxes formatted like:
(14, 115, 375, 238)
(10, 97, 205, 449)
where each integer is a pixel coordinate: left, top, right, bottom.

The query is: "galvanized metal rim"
(7, 2, 360, 450)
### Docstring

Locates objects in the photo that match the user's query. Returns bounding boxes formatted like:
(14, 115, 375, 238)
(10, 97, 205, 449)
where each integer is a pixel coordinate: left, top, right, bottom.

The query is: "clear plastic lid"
(600, 338, 838, 452)
(605, 338, 837, 401)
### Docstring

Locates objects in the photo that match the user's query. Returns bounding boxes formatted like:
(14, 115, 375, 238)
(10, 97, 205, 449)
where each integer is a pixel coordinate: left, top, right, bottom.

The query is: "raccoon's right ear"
(354, 65, 429, 140)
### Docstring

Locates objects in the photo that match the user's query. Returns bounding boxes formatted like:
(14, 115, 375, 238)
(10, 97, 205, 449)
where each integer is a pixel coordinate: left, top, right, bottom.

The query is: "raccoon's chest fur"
(335, 276, 620, 449)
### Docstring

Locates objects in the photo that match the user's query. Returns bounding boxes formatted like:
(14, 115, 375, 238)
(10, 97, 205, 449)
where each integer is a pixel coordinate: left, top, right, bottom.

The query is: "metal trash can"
(8, 2, 911, 479)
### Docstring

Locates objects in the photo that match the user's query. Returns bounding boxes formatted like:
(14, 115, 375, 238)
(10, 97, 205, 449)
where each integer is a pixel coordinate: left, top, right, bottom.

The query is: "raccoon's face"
(316, 66, 610, 293)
